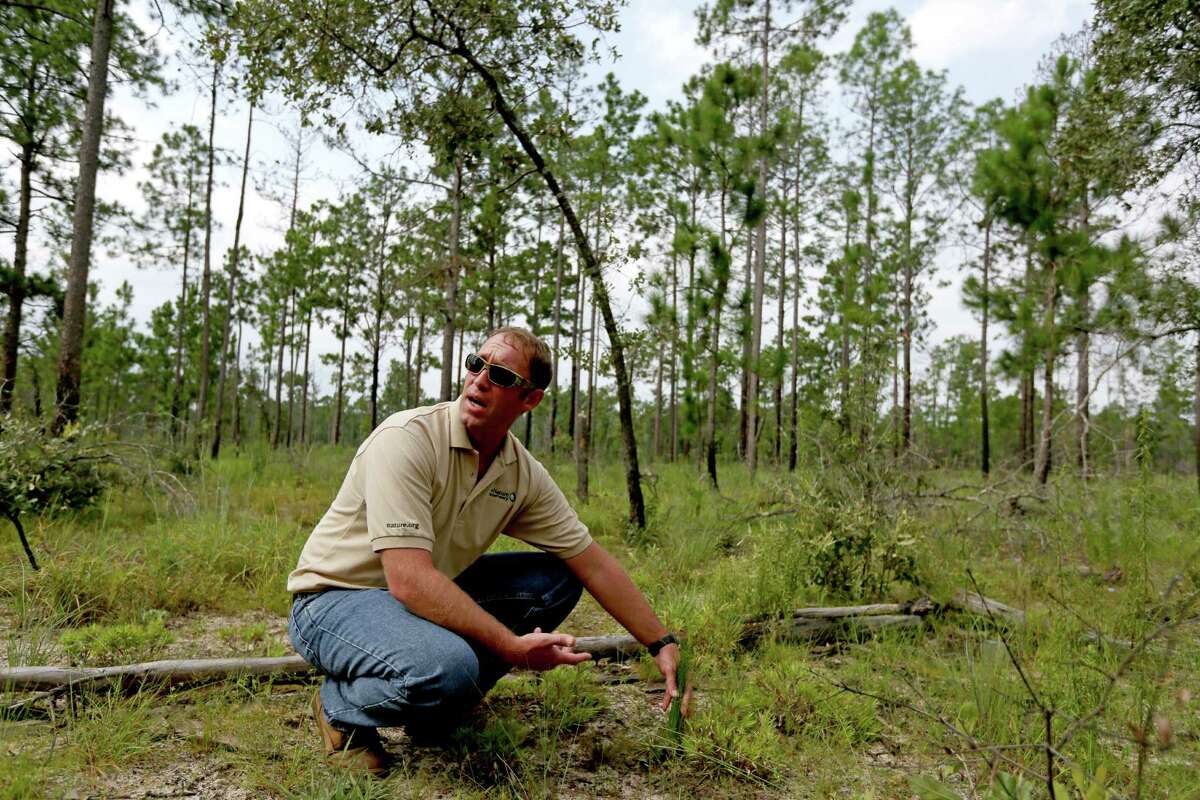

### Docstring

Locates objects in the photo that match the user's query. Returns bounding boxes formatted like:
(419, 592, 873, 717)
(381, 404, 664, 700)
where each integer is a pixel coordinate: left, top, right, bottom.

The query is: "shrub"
(0, 419, 114, 570)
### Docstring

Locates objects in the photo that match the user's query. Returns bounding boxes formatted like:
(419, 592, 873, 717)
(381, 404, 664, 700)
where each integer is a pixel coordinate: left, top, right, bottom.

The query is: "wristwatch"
(646, 632, 678, 657)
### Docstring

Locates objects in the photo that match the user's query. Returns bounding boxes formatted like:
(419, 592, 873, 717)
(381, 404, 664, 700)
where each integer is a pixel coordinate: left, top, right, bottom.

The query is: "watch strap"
(647, 632, 677, 657)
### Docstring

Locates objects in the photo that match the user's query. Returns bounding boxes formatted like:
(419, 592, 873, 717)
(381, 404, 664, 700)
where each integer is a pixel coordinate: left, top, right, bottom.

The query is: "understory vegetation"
(1, 449, 1196, 799)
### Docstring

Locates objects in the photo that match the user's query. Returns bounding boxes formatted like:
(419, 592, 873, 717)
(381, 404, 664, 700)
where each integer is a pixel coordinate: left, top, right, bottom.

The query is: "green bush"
(0, 419, 113, 569)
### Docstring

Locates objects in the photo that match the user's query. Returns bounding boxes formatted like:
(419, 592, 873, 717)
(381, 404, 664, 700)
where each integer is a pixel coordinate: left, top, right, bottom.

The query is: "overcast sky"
(83, 0, 1094, 402)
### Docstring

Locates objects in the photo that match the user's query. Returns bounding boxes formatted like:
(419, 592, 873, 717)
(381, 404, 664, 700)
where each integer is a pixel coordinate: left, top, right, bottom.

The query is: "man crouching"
(287, 326, 684, 775)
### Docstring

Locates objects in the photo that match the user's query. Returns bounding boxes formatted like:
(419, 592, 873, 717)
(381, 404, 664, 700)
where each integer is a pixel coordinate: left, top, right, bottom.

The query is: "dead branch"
(949, 590, 1028, 627)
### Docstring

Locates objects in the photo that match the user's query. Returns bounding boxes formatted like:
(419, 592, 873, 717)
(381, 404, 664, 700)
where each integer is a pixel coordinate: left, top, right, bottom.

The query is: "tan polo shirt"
(287, 398, 592, 593)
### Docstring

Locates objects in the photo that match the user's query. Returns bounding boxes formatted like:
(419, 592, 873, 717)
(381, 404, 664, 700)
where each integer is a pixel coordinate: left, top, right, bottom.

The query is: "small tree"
(0, 419, 109, 570)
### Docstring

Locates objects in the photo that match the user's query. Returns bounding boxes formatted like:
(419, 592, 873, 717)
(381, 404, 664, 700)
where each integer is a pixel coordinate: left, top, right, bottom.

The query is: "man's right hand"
(504, 627, 592, 671)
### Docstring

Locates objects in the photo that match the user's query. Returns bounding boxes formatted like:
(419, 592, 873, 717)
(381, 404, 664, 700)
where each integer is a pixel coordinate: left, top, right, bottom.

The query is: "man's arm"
(380, 548, 590, 671)
(564, 542, 690, 712)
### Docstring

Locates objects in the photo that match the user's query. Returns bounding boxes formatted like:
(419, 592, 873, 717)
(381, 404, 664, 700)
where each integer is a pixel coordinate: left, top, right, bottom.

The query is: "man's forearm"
(566, 542, 668, 645)
(381, 550, 519, 661)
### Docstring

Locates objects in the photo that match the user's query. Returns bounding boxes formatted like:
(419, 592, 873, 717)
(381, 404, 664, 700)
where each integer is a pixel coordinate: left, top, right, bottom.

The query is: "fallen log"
(949, 590, 1027, 626)
(744, 597, 935, 625)
(1, 636, 644, 693)
(741, 613, 925, 648)
(0, 592, 1017, 694)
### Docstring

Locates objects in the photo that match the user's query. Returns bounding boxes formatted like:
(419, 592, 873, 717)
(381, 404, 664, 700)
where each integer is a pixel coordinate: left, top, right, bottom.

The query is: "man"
(288, 326, 684, 775)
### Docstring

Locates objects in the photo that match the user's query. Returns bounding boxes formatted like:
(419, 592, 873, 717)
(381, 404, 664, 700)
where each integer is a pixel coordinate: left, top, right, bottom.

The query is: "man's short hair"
(486, 326, 553, 390)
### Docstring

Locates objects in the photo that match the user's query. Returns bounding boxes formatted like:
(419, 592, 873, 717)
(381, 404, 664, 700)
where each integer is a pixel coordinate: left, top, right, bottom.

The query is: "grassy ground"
(1, 445, 1198, 798)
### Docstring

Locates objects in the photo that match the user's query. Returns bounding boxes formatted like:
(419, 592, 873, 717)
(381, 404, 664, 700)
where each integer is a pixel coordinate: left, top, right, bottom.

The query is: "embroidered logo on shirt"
(385, 522, 421, 530)
(488, 488, 517, 503)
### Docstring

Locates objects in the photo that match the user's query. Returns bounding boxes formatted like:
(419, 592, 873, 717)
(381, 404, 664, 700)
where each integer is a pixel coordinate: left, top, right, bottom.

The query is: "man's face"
(460, 334, 543, 442)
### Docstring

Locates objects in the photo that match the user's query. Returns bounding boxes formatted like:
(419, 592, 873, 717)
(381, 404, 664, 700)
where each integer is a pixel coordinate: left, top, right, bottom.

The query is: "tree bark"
(169, 162, 196, 441)
(332, 291, 349, 445)
(670, 229, 679, 462)
(270, 294, 288, 449)
(774, 195, 785, 465)
(440, 157, 462, 402)
(211, 103, 254, 460)
(299, 310, 311, 443)
(52, 0, 114, 435)
(193, 60, 220, 448)
(746, 0, 771, 478)
(980, 216, 991, 477)
(548, 217, 564, 453)
(1, 137, 34, 415)
(1075, 289, 1090, 478)
(1035, 263, 1058, 485)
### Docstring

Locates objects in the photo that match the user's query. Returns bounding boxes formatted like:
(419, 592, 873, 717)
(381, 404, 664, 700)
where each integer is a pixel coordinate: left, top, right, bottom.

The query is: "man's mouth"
(467, 395, 487, 409)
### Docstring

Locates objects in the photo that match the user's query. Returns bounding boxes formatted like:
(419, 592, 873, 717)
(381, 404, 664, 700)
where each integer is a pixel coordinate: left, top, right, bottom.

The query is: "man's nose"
(468, 367, 490, 391)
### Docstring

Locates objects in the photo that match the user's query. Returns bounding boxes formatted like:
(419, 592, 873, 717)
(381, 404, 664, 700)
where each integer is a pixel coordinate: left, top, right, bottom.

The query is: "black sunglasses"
(464, 352, 534, 389)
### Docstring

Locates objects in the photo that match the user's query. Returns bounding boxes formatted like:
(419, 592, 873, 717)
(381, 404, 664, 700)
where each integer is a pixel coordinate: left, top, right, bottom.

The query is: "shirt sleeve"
(360, 426, 437, 553)
(505, 460, 592, 559)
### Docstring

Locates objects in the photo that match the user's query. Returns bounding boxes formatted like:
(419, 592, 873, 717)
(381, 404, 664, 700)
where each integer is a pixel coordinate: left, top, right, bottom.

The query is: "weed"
(59, 617, 173, 665)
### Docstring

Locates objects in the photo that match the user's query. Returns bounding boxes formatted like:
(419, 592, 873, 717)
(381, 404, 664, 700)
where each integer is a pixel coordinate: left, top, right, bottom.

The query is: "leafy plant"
(0, 419, 113, 570)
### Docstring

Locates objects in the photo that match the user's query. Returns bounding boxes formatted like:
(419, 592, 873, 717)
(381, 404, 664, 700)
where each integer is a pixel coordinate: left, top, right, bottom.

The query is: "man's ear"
(521, 388, 545, 413)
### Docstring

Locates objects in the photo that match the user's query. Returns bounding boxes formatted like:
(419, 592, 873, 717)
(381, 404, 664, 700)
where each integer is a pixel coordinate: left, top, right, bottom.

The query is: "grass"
(0, 445, 1198, 797)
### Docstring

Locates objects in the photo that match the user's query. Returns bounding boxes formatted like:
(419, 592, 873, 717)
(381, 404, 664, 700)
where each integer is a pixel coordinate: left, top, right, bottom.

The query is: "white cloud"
(612, 3, 708, 110)
(908, 0, 1092, 69)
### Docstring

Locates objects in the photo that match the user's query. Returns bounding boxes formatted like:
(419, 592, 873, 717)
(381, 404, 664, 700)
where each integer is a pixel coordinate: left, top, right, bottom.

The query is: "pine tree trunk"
(332, 296, 348, 445)
(1, 138, 34, 415)
(670, 233, 679, 462)
(1194, 332, 1199, 495)
(52, 0, 114, 435)
(980, 217, 991, 477)
(414, 311, 425, 407)
(299, 310, 311, 443)
(653, 341, 663, 460)
(774, 203, 785, 465)
(211, 103, 254, 460)
(569, 266, 582, 442)
(232, 317, 243, 448)
(1075, 291, 1090, 478)
(686, 181, 699, 461)
(194, 61, 219, 447)
(285, 290, 298, 446)
(271, 296, 288, 449)
(170, 166, 196, 441)
(584, 295, 598, 474)
(440, 158, 462, 402)
(548, 218, 564, 453)
(746, 0, 770, 477)
(1035, 264, 1057, 485)
(705, 289, 725, 491)
(739, 238, 752, 460)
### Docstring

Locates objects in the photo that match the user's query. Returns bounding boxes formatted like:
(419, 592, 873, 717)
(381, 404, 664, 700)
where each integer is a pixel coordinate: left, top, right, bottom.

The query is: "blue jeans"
(289, 552, 582, 731)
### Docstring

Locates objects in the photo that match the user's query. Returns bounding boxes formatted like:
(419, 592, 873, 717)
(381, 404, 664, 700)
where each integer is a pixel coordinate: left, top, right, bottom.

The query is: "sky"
(78, 0, 1095, 403)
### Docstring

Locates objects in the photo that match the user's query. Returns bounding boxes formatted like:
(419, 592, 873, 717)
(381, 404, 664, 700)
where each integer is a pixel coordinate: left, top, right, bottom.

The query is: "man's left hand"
(654, 643, 693, 715)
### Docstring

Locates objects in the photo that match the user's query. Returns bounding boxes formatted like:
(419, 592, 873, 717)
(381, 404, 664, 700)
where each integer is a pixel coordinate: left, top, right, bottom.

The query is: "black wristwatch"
(646, 632, 678, 657)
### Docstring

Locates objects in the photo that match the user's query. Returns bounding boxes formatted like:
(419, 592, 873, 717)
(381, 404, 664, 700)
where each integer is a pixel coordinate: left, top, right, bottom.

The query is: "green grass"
(1, 447, 1198, 797)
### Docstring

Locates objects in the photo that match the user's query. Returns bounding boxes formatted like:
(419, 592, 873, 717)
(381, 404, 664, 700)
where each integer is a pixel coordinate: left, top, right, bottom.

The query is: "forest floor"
(1, 447, 1198, 799)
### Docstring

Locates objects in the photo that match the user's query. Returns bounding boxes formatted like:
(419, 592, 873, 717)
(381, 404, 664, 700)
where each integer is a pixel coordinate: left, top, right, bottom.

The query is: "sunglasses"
(464, 352, 534, 389)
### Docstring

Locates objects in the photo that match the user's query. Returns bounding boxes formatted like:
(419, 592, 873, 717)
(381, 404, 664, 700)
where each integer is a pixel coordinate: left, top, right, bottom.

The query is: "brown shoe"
(311, 690, 393, 777)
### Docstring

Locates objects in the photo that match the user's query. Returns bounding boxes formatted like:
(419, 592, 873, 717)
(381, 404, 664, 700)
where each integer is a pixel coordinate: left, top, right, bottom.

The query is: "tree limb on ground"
(1, 592, 1023, 695)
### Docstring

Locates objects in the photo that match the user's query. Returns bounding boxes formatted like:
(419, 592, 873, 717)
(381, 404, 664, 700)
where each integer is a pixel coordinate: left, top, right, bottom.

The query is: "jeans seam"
(289, 605, 316, 664)
(326, 689, 407, 720)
